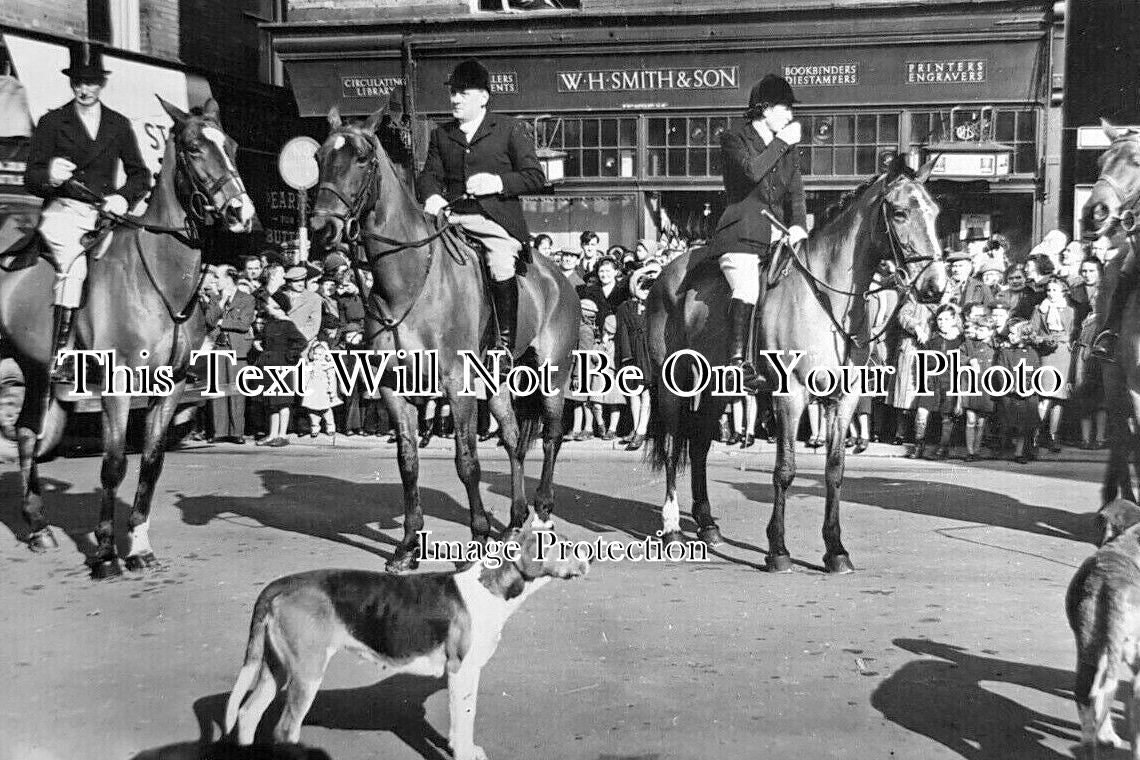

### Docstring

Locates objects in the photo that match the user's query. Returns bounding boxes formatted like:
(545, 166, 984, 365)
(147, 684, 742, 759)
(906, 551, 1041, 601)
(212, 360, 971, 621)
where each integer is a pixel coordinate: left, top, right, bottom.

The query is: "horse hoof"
(386, 552, 420, 574)
(88, 557, 122, 580)
(124, 552, 160, 572)
(824, 554, 856, 574)
(697, 525, 724, 546)
(765, 554, 794, 573)
(660, 530, 686, 547)
(27, 528, 59, 553)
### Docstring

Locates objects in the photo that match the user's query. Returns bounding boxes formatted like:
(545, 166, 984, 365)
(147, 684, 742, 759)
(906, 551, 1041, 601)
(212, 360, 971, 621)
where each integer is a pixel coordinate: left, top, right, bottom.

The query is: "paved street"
(0, 436, 1109, 760)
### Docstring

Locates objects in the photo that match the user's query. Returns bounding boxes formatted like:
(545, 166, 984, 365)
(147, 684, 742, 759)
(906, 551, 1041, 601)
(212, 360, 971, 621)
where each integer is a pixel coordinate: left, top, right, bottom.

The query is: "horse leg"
(766, 393, 804, 573)
(447, 392, 493, 546)
(91, 396, 131, 579)
(123, 390, 183, 572)
(690, 403, 722, 546)
(13, 361, 59, 551)
(383, 391, 422, 574)
(487, 390, 529, 536)
(656, 390, 685, 546)
(822, 397, 857, 574)
(533, 394, 566, 523)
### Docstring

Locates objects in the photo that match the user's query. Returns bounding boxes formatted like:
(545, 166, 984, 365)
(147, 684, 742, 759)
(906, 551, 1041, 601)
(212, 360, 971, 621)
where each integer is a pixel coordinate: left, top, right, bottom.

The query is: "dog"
(1097, 498, 1140, 546)
(223, 524, 588, 759)
(1066, 521, 1140, 757)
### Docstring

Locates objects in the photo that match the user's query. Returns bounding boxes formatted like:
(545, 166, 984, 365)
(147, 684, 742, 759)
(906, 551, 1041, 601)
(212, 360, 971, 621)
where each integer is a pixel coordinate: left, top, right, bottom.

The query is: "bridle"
(174, 131, 249, 227)
(1089, 161, 1140, 237)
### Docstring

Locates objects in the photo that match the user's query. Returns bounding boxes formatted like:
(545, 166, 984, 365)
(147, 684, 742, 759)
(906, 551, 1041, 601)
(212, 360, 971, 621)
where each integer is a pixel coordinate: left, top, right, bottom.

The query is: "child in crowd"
(615, 264, 658, 451)
(589, 314, 624, 441)
(908, 303, 964, 460)
(999, 320, 1042, 464)
(567, 299, 601, 440)
(961, 315, 997, 461)
(300, 340, 341, 440)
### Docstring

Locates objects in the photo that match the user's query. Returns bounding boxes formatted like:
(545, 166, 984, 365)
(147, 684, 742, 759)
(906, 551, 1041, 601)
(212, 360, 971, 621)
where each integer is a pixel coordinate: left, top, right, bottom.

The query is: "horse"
(1081, 120, 1140, 504)
(0, 98, 255, 577)
(645, 154, 946, 573)
(309, 108, 579, 573)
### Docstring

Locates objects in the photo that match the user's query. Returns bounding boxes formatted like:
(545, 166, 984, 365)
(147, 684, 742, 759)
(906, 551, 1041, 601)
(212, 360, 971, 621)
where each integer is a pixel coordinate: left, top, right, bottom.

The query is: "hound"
(223, 525, 588, 760)
(1097, 498, 1140, 546)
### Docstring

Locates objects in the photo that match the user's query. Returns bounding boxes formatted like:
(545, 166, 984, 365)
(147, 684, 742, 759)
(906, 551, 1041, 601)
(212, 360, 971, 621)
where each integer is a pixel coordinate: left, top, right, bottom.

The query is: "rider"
(713, 74, 808, 386)
(25, 41, 150, 381)
(416, 58, 546, 372)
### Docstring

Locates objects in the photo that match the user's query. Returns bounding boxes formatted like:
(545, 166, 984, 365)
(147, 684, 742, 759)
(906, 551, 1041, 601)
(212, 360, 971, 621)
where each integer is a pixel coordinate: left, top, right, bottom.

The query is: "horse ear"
(1103, 117, 1122, 142)
(157, 96, 188, 126)
(363, 106, 387, 134)
(916, 155, 940, 184)
(327, 106, 342, 131)
(201, 98, 221, 123)
(884, 152, 908, 181)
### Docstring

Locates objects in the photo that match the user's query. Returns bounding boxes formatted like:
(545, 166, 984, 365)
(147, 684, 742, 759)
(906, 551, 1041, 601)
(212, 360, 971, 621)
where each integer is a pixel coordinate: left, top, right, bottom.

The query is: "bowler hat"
(323, 252, 350, 273)
(977, 259, 1003, 276)
(747, 74, 797, 112)
(284, 266, 308, 281)
(945, 249, 971, 263)
(62, 41, 111, 80)
(447, 59, 491, 93)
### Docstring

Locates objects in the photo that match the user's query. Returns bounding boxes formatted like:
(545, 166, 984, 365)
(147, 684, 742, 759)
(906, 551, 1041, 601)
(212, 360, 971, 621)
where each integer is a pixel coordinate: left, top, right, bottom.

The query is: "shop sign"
(556, 67, 739, 93)
(782, 64, 859, 87)
(907, 60, 987, 84)
(930, 151, 1009, 177)
(341, 75, 405, 99)
(490, 72, 519, 94)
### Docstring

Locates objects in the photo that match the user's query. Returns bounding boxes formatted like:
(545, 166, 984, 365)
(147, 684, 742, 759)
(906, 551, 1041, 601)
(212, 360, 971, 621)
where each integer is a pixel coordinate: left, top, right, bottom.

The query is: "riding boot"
(490, 276, 519, 381)
(49, 306, 76, 385)
(728, 298, 763, 390)
(1093, 253, 1140, 361)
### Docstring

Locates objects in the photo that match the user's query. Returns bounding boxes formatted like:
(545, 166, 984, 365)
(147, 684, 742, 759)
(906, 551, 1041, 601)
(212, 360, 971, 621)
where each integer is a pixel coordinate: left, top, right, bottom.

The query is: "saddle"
(0, 218, 115, 273)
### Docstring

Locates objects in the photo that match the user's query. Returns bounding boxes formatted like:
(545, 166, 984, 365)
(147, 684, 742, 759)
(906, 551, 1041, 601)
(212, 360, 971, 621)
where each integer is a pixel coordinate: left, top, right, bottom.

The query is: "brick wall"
(139, 0, 179, 60)
(0, 1, 87, 38)
(178, 0, 262, 81)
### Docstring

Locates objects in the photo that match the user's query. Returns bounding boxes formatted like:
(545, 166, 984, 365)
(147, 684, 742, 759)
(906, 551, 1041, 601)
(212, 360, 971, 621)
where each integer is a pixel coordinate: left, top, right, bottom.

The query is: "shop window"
(910, 108, 1038, 174)
(646, 116, 734, 178)
(88, 0, 141, 51)
(798, 112, 900, 177)
(537, 116, 636, 179)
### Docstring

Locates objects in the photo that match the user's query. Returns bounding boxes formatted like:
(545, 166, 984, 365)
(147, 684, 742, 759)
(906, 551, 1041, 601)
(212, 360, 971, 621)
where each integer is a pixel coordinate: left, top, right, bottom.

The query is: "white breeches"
(38, 198, 98, 308)
(719, 252, 761, 305)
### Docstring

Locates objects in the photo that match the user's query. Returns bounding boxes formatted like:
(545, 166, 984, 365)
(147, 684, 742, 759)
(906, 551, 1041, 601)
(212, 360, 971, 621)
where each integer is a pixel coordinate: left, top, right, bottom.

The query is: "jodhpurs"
(719, 251, 763, 305)
(38, 198, 98, 309)
(448, 212, 521, 282)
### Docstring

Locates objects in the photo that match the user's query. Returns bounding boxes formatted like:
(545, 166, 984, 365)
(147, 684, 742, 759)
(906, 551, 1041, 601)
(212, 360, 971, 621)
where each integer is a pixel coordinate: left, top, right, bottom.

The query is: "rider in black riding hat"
(712, 74, 808, 388)
(25, 41, 149, 382)
(416, 58, 546, 375)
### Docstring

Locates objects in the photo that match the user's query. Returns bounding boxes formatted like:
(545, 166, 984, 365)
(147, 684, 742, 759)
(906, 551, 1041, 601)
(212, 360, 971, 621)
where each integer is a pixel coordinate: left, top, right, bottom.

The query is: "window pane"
(690, 150, 707, 175)
(601, 149, 619, 177)
(835, 146, 854, 174)
(599, 119, 617, 147)
(880, 114, 898, 143)
(581, 150, 599, 176)
(582, 119, 599, 147)
(1017, 111, 1036, 141)
(564, 118, 581, 147)
(710, 150, 723, 176)
(690, 119, 710, 146)
(710, 117, 728, 144)
(856, 146, 877, 175)
(668, 149, 686, 175)
(995, 111, 1016, 142)
(667, 119, 686, 146)
(1016, 143, 1036, 174)
(798, 146, 812, 174)
(564, 149, 580, 177)
(833, 115, 853, 143)
(648, 148, 665, 176)
(648, 119, 665, 146)
(619, 119, 636, 147)
(812, 147, 832, 175)
(857, 115, 877, 144)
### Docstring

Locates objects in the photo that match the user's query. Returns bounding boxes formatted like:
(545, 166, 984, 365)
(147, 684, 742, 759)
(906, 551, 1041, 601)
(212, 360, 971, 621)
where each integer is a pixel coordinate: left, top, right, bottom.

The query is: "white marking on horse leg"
(128, 521, 152, 557)
(530, 516, 554, 530)
(662, 493, 681, 533)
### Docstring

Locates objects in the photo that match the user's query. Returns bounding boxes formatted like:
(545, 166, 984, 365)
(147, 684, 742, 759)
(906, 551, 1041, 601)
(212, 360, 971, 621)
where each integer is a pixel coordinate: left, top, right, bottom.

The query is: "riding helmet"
(747, 74, 797, 112)
(447, 59, 492, 93)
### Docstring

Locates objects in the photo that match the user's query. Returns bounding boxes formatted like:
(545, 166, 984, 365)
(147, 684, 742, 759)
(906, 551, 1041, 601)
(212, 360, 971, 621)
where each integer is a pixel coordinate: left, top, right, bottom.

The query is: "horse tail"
(513, 387, 544, 452)
(646, 380, 690, 474)
(223, 589, 275, 734)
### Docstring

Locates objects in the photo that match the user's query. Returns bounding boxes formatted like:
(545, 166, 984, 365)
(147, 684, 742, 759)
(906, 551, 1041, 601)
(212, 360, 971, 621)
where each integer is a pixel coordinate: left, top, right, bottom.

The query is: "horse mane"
(814, 164, 917, 231)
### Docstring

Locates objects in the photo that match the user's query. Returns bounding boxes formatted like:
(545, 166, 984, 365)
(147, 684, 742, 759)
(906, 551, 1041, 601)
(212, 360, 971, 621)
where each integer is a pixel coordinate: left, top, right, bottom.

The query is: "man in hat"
(945, 249, 994, 307)
(282, 265, 323, 342)
(416, 57, 546, 372)
(557, 248, 585, 288)
(712, 73, 807, 387)
(26, 41, 150, 381)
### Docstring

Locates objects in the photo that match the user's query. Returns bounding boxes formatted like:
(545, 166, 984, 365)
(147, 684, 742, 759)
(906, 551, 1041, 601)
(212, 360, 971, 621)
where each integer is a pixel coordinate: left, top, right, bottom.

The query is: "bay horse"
(1081, 121, 1140, 503)
(645, 155, 946, 573)
(0, 98, 255, 577)
(309, 108, 579, 573)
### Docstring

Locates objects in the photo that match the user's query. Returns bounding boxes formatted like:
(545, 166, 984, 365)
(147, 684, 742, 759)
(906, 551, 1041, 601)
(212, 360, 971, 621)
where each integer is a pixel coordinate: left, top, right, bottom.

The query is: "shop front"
(270, 3, 1055, 255)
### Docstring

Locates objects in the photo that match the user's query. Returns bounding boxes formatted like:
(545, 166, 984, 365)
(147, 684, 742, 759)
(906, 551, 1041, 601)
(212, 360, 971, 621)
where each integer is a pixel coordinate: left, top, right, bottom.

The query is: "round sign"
(278, 136, 321, 190)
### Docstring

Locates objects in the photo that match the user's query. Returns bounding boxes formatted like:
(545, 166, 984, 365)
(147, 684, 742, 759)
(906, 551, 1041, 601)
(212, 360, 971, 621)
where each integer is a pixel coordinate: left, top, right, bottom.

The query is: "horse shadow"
(721, 474, 1097, 546)
(173, 469, 472, 562)
(191, 673, 449, 760)
(127, 741, 332, 759)
(871, 638, 1084, 760)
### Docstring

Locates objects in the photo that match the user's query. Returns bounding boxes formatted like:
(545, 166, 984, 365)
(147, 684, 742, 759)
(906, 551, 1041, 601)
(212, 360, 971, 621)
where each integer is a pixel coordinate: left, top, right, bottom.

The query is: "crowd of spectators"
(191, 225, 1115, 462)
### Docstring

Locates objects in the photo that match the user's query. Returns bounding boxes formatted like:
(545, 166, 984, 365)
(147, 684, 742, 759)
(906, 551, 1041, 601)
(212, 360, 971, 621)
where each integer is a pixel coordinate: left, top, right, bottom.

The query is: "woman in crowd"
(254, 291, 308, 448)
(909, 303, 964, 460)
(888, 294, 934, 447)
(1029, 276, 1076, 453)
(615, 264, 657, 451)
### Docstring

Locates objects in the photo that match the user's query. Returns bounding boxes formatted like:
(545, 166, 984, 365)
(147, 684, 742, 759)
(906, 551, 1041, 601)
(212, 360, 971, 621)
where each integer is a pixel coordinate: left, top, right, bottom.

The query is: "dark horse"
(0, 99, 255, 576)
(646, 155, 946, 573)
(1081, 120, 1140, 503)
(309, 108, 579, 573)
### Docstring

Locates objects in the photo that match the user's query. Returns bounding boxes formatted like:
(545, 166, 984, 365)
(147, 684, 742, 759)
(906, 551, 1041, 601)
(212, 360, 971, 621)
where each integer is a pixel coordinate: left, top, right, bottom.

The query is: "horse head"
(310, 106, 387, 251)
(156, 97, 255, 233)
(879, 153, 947, 301)
(1082, 119, 1140, 241)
